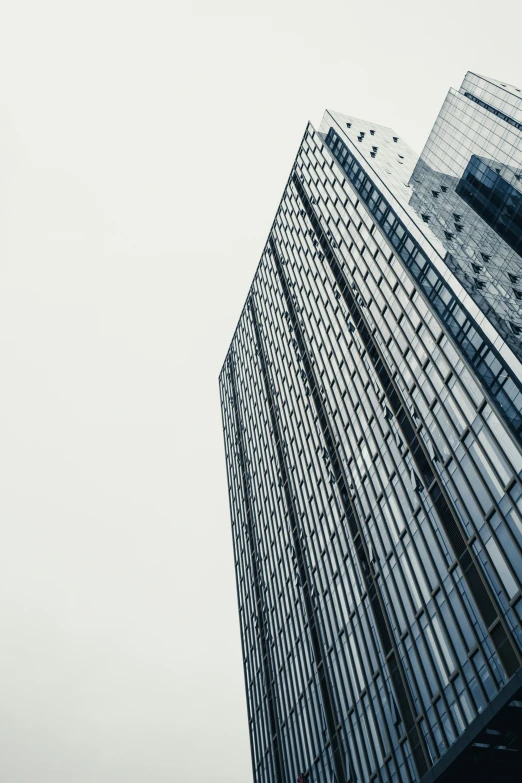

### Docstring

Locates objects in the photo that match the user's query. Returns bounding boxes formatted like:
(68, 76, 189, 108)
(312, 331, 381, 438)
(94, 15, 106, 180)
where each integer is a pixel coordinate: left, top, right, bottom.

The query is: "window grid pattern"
(324, 127, 522, 441)
(409, 73, 522, 356)
(220, 122, 522, 783)
(463, 92, 522, 135)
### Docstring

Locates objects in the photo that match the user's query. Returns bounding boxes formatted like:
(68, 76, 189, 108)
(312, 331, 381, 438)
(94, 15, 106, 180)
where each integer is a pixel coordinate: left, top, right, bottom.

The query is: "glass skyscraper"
(219, 72, 522, 783)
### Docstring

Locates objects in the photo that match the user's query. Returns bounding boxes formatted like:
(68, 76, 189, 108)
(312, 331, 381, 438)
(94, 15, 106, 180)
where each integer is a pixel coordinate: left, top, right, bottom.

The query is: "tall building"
(409, 72, 522, 359)
(219, 72, 522, 783)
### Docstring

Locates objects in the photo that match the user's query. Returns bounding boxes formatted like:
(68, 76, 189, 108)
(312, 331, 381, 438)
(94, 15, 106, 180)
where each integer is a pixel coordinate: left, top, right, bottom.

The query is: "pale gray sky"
(0, 2, 520, 781)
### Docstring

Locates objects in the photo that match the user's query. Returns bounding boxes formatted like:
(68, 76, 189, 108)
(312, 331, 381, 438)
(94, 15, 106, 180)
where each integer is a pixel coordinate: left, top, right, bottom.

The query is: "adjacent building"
(219, 72, 522, 783)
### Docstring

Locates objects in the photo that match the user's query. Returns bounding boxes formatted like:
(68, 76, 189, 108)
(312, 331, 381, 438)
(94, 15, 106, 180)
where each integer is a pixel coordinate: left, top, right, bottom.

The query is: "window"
(456, 156, 522, 256)
(485, 537, 518, 599)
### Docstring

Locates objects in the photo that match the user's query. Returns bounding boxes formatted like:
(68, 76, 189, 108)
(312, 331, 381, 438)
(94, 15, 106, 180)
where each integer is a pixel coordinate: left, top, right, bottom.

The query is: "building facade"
(219, 73, 522, 783)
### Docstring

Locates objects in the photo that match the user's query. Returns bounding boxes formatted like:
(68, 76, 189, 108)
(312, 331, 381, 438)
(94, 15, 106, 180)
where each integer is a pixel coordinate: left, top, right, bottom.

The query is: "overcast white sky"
(0, 1, 521, 781)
